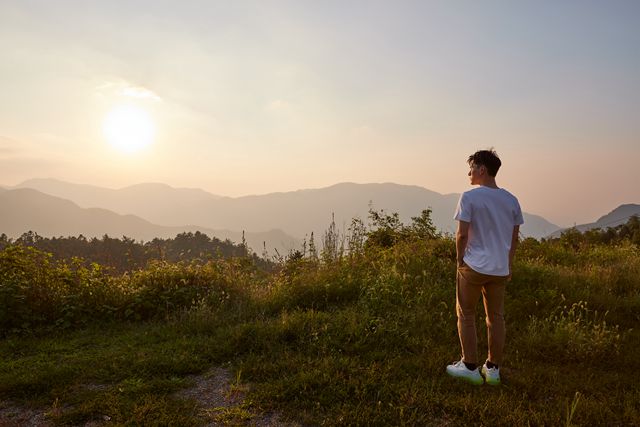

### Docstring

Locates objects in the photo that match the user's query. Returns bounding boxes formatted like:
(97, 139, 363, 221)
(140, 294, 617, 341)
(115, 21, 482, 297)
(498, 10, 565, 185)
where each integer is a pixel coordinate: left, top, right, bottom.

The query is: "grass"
(1, 238, 639, 425)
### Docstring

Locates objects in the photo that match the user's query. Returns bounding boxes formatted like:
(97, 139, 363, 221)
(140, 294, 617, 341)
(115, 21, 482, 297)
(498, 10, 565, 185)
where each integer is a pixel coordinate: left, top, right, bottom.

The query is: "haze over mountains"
(12, 179, 225, 221)
(0, 188, 298, 254)
(5, 179, 560, 246)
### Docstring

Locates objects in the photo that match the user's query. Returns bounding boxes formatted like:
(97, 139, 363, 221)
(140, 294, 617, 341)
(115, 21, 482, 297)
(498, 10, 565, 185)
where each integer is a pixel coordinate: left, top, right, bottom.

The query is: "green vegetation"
(0, 230, 267, 273)
(1, 212, 639, 425)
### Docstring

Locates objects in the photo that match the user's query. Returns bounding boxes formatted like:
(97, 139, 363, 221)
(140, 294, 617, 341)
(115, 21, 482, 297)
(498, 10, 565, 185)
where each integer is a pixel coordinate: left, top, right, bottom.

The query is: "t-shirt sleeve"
(513, 199, 524, 225)
(454, 193, 472, 222)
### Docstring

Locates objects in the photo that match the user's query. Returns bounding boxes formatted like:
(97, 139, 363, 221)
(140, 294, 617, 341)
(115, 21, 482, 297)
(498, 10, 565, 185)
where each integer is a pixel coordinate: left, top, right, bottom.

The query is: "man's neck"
(479, 177, 499, 189)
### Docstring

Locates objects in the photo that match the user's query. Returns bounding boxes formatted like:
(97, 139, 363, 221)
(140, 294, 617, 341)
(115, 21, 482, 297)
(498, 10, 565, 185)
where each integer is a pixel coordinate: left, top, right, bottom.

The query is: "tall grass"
(1, 233, 639, 425)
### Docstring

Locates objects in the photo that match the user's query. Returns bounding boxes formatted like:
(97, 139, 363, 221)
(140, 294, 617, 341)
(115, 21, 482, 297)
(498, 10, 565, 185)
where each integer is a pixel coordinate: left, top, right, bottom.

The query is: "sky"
(1, 0, 639, 227)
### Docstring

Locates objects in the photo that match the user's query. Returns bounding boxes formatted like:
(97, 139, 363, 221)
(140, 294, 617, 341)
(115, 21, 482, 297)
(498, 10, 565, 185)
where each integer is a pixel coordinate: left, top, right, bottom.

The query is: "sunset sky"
(1, 1, 639, 227)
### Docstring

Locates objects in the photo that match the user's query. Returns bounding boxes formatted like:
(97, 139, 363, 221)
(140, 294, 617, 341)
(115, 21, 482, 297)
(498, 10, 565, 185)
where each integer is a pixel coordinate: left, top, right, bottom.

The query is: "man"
(446, 149, 523, 385)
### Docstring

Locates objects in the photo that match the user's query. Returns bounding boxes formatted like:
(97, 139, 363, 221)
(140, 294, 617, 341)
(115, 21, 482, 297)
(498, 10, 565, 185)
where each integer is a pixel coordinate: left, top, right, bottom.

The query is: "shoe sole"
(446, 370, 484, 385)
(481, 368, 501, 385)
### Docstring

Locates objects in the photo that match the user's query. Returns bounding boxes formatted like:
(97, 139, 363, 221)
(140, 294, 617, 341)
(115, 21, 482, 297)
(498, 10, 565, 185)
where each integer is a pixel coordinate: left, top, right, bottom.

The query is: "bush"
(0, 246, 256, 335)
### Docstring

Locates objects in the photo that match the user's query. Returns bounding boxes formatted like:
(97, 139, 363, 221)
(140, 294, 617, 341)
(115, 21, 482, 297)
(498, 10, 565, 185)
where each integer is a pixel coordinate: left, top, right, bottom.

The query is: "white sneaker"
(481, 363, 500, 385)
(446, 360, 483, 385)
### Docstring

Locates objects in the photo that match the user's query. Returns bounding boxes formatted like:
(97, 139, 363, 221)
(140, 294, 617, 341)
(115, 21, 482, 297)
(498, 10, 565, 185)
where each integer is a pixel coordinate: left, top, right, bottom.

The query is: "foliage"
(0, 246, 257, 334)
(0, 231, 270, 273)
(0, 213, 639, 425)
(365, 207, 439, 249)
(553, 214, 640, 248)
(525, 301, 622, 362)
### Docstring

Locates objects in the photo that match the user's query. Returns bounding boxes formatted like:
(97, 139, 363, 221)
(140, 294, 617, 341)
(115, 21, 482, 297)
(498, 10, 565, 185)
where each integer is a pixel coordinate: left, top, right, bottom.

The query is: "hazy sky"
(1, 1, 639, 227)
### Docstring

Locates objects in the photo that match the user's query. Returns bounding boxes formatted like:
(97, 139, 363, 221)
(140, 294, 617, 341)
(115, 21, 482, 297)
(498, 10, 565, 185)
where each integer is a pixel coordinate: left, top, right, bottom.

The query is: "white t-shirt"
(454, 186, 524, 276)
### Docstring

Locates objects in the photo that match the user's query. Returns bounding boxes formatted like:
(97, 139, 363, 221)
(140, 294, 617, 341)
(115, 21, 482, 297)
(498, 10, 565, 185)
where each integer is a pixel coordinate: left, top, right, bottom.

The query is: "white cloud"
(120, 86, 162, 101)
(95, 79, 162, 102)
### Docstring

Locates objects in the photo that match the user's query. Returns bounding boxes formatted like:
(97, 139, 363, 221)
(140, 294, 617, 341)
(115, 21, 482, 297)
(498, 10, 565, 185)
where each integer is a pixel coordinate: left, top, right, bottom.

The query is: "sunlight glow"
(103, 105, 155, 153)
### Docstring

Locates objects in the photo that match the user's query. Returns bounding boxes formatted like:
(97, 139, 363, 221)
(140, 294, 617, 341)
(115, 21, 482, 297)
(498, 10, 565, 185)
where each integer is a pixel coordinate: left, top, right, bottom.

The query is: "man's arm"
(508, 225, 520, 280)
(456, 220, 470, 267)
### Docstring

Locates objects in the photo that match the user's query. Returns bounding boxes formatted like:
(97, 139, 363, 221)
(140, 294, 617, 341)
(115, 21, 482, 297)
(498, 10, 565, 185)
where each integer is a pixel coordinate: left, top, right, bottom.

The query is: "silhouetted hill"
(0, 188, 299, 254)
(194, 182, 558, 239)
(13, 179, 223, 226)
(14, 179, 559, 239)
(547, 204, 640, 238)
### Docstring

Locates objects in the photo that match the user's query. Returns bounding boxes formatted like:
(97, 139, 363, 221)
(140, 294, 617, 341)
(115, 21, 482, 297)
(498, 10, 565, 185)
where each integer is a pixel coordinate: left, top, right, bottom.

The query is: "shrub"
(0, 246, 257, 335)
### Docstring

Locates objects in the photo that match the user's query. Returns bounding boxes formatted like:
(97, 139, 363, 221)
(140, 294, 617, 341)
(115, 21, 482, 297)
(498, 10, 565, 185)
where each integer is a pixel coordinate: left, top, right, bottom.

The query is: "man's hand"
(507, 225, 519, 282)
(456, 221, 470, 269)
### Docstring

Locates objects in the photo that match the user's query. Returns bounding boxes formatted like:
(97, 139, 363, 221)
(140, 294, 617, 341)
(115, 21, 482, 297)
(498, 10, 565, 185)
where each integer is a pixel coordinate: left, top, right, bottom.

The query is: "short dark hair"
(468, 149, 501, 177)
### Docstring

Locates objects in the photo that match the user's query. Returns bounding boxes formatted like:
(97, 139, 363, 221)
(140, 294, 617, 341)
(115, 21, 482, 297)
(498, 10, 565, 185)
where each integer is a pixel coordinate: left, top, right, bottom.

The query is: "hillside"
(547, 204, 640, 238)
(0, 188, 299, 254)
(13, 179, 559, 239)
(0, 232, 638, 425)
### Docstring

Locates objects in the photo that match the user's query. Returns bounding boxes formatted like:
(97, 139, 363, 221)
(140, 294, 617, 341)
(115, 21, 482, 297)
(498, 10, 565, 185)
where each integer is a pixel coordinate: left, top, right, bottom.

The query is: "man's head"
(467, 149, 501, 177)
(467, 149, 501, 186)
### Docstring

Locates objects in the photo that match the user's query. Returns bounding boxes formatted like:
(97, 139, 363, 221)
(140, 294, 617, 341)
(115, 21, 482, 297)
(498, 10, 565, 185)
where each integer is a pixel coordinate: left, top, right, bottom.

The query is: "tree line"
(551, 215, 640, 249)
(0, 231, 268, 273)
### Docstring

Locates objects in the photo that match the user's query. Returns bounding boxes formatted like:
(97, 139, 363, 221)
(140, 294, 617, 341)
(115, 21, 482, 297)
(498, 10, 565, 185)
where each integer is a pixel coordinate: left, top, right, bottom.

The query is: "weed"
(525, 301, 623, 362)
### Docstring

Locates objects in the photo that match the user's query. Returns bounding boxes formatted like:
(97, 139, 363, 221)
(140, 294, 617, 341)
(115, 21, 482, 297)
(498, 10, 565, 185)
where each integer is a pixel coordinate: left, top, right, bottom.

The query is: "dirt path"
(0, 401, 53, 427)
(175, 366, 298, 426)
(1, 366, 297, 426)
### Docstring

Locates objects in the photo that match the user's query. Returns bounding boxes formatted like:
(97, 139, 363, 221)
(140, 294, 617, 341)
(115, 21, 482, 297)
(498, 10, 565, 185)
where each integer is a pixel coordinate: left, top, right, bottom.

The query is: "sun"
(103, 105, 155, 153)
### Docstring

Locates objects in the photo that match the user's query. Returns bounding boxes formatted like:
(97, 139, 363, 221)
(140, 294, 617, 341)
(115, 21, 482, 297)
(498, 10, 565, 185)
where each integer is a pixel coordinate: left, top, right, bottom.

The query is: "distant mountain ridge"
(0, 188, 299, 254)
(547, 204, 640, 238)
(10, 179, 560, 239)
(12, 179, 224, 226)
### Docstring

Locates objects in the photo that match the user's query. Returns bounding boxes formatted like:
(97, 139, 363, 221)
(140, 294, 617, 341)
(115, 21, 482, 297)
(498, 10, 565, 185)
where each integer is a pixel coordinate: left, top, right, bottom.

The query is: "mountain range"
(547, 204, 640, 238)
(0, 188, 298, 254)
(6, 179, 560, 243)
(2, 177, 639, 252)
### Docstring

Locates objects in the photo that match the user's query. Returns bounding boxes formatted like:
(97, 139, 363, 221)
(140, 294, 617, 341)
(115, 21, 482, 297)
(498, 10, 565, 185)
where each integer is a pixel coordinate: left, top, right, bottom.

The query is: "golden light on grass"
(103, 104, 155, 153)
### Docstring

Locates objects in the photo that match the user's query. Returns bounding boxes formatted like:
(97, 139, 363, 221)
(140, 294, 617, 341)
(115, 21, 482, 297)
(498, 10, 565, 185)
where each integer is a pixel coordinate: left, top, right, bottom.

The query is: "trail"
(0, 366, 297, 426)
(174, 366, 297, 426)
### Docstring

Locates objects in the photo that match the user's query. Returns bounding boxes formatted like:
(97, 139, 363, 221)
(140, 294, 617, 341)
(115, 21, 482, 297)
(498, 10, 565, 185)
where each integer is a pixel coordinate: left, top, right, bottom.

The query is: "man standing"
(446, 149, 523, 385)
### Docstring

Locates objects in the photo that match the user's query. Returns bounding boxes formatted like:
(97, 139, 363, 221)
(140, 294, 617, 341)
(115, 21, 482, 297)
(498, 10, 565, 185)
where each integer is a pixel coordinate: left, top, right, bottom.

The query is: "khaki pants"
(456, 263, 508, 365)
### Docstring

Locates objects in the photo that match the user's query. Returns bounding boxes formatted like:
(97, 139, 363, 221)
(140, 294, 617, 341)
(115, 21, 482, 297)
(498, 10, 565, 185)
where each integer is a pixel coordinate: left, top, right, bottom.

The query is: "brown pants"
(456, 263, 507, 365)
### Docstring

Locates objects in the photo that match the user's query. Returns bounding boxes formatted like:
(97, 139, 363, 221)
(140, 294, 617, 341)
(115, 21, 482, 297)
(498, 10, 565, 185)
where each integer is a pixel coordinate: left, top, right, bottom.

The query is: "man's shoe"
(481, 363, 501, 385)
(446, 360, 483, 385)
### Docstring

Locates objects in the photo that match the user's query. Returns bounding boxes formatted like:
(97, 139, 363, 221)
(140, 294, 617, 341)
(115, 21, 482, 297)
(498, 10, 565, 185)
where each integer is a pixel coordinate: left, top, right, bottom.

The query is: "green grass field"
(1, 235, 639, 425)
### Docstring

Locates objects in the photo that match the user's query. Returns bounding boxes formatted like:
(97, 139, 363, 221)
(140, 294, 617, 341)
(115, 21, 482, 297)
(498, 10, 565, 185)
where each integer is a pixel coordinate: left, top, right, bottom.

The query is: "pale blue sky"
(1, 1, 639, 226)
